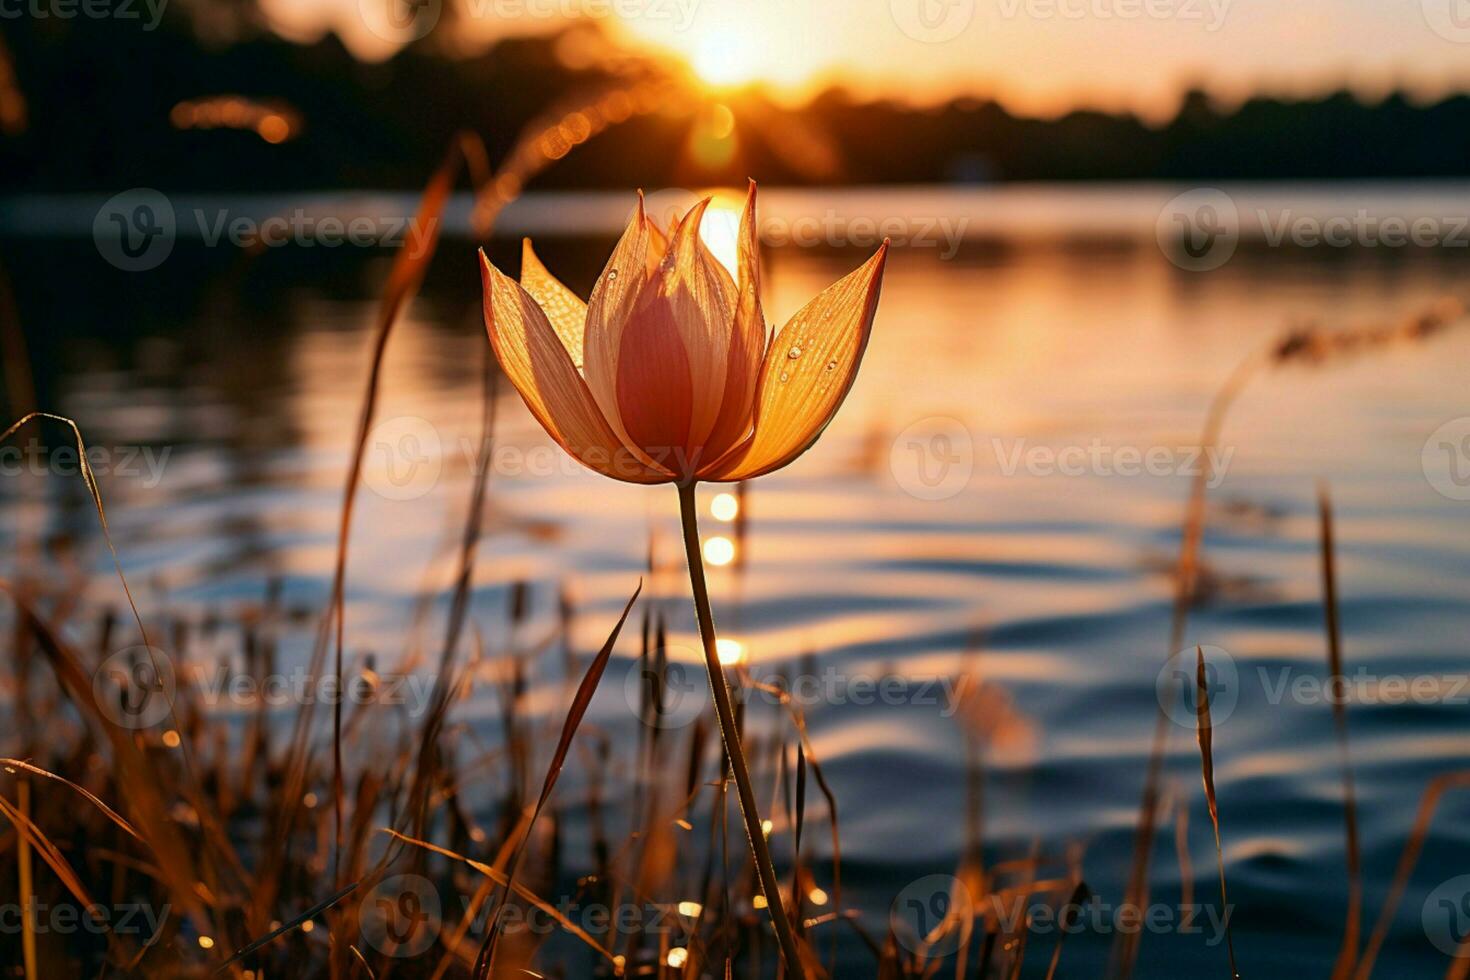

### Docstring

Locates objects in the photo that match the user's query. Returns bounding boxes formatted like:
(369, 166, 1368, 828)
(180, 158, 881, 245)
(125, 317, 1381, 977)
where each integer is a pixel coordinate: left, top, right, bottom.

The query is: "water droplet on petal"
(607, 269, 619, 281)
(825, 359, 838, 371)
(779, 371, 790, 382)
(787, 345, 803, 360)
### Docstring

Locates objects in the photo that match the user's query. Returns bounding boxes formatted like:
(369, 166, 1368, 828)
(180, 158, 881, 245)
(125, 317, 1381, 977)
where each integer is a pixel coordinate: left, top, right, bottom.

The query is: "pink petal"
(615, 276, 696, 475)
(624, 198, 736, 470)
(581, 194, 667, 470)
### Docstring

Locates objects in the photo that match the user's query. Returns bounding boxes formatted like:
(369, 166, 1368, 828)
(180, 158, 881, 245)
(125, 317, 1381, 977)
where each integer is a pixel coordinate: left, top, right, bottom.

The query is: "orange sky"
(262, 0, 1470, 121)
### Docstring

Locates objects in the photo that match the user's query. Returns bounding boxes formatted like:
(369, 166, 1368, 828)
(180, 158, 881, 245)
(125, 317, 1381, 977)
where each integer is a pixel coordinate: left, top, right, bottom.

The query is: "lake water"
(2, 183, 1469, 976)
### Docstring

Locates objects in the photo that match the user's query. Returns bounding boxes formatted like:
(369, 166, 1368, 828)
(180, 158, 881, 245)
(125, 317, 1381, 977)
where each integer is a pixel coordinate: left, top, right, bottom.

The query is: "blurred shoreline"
(7, 181, 1470, 245)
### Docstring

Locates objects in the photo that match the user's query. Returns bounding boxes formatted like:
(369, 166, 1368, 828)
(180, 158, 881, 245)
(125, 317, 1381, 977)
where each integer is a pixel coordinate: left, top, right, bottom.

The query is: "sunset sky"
(261, 0, 1470, 120)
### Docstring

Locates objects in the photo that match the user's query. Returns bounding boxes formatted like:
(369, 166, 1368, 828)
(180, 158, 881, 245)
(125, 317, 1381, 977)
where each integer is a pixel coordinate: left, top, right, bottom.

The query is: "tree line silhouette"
(3, 7, 1469, 192)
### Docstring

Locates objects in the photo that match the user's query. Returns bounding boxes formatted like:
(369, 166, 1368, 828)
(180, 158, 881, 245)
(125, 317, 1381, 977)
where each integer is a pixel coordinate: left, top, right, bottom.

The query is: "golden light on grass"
(666, 947, 689, 969)
(753, 894, 768, 909)
(808, 887, 829, 906)
(480, 181, 887, 980)
(161, 730, 181, 749)
(710, 490, 739, 521)
(197, 936, 215, 950)
(703, 535, 735, 566)
(678, 900, 703, 918)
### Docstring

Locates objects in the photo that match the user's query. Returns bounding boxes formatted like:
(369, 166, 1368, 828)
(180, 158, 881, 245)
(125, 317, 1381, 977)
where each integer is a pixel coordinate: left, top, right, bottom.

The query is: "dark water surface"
(2, 185, 1469, 976)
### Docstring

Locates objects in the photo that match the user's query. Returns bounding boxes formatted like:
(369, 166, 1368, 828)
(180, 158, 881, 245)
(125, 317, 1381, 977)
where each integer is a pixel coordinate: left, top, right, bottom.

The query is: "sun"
(690, 33, 763, 88)
(612, 6, 831, 97)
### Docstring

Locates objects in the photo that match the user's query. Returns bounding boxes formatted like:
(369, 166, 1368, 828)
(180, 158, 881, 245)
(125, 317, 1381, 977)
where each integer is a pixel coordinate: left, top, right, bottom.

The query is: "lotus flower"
(479, 181, 887, 980)
(480, 181, 888, 484)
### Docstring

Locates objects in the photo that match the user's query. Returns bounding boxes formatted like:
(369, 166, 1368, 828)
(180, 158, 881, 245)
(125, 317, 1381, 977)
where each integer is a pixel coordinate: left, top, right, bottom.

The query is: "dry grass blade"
(262, 132, 479, 914)
(213, 880, 361, 972)
(349, 944, 378, 979)
(324, 134, 470, 880)
(1115, 348, 1262, 977)
(384, 829, 615, 964)
(793, 741, 807, 927)
(0, 791, 130, 962)
(746, 671, 845, 944)
(0, 415, 187, 772)
(1320, 483, 1362, 980)
(1119, 298, 1466, 979)
(1353, 770, 1470, 979)
(0, 580, 214, 937)
(1, 413, 142, 630)
(1175, 795, 1194, 914)
(473, 580, 643, 978)
(0, 416, 245, 911)
(0, 758, 145, 843)
(1043, 880, 1090, 980)
(1195, 645, 1240, 978)
(17, 779, 35, 980)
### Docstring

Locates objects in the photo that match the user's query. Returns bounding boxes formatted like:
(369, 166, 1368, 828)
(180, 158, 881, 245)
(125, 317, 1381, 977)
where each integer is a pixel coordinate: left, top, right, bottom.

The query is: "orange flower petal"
(643, 211, 669, 278)
(632, 198, 737, 466)
(699, 180, 767, 470)
(707, 242, 889, 482)
(481, 251, 669, 484)
(583, 195, 652, 447)
(520, 238, 587, 370)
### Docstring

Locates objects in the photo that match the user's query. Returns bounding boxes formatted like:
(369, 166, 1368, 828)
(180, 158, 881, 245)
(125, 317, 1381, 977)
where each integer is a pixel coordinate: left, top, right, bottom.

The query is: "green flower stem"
(676, 480, 805, 980)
